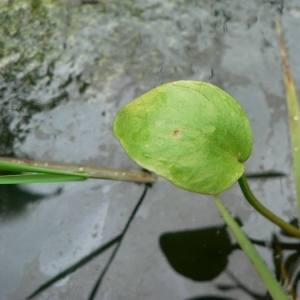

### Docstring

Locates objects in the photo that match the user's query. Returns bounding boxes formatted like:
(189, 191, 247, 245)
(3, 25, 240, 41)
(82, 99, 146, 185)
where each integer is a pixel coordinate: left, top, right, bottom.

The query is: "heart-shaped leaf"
(113, 81, 252, 194)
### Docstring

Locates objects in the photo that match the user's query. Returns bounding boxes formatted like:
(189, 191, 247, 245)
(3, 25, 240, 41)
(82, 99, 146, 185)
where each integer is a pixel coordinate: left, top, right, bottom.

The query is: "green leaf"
(0, 173, 87, 184)
(213, 195, 289, 300)
(275, 16, 300, 221)
(0, 161, 88, 184)
(0, 161, 88, 178)
(114, 81, 252, 194)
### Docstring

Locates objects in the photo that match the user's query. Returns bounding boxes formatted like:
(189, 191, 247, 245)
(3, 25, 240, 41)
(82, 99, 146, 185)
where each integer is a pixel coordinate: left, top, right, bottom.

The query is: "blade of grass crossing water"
(275, 16, 300, 221)
(0, 174, 87, 184)
(0, 161, 89, 178)
(0, 158, 157, 183)
(213, 196, 289, 300)
(0, 161, 88, 184)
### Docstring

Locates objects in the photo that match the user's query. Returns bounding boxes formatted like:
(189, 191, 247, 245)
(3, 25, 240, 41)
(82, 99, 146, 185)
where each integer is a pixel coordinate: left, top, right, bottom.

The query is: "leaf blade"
(275, 16, 300, 221)
(0, 174, 87, 184)
(0, 161, 89, 178)
(114, 81, 253, 194)
(213, 195, 289, 300)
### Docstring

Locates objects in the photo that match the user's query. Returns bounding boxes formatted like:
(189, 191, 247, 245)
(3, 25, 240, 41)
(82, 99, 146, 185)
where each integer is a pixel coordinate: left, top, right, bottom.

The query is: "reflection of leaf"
(285, 252, 300, 279)
(159, 225, 232, 281)
(284, 251, 300, 296)
(271, 234, 299, 299)
(0, 184, 61, 217)
(217, 270, 268, 300)
(216, 284, 234, 291)
(27, 186, 149, 300)
(184, 296, 235, 300)
(291, 269, 300, 295)
(280, 218, 299, 238)
(245, 171, 286, 179)
(26, 234, 122, 300)
(214, 196, 289, 300)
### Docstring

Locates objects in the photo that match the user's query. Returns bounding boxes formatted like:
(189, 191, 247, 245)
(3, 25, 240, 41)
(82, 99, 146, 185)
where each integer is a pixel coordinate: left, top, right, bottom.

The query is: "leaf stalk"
(238, 173, 300, 238)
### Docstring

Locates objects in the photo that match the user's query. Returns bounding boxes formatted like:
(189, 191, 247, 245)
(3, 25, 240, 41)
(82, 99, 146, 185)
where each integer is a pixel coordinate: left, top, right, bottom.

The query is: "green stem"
(238, 173, 300, 238)
(213, 196, 289, 300)
(0, 157, 156, 183)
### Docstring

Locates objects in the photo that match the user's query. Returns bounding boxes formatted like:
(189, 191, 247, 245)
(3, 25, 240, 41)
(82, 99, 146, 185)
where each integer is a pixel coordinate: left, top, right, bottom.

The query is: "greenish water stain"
(0, 0, 70, 155)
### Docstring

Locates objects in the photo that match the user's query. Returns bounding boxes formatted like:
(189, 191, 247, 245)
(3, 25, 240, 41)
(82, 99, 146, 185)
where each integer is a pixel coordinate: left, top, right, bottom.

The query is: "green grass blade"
(0, 174, 87, 184)
(275, 16, 300, 221)
(213, 195, 289, 300)
(0, 158, 157, 183)
(0, 161, 89, 178)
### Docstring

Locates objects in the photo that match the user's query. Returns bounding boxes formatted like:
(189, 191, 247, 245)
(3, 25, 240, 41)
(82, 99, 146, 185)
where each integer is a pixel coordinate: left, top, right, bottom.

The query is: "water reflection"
(160, 223, 300, 299)
(0, 171, 62, 218)
(160, 225, 232, 281)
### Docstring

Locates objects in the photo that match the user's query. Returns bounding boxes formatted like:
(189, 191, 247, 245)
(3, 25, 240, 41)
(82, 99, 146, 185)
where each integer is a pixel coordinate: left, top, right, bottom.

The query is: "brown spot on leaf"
(172, 130, 180, 137)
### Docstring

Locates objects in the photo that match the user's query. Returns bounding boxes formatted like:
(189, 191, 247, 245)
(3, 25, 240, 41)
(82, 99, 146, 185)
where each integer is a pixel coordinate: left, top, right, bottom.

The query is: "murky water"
(1, 0, 300, 299)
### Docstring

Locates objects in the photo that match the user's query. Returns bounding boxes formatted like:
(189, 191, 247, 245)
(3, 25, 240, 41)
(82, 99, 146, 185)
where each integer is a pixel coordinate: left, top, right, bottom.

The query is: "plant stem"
(275, 16, 300, 222)
(0, 157, 156, 183)
(213, 195, 289, 300)
(238, 173, 300, 238)
(213, 196, 288, 300)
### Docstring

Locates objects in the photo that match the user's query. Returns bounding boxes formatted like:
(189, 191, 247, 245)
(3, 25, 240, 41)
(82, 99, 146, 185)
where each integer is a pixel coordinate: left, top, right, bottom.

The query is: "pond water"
(1, 0, 300, 299)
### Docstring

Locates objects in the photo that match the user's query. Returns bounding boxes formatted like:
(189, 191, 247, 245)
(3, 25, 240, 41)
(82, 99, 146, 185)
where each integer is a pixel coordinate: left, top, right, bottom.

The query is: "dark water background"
(1, 0, 300, 299)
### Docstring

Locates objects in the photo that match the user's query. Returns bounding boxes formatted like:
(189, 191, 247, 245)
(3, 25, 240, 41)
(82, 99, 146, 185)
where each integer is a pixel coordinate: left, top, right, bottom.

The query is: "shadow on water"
(0, 184, 47, 217)
(0, 1, 72, 217)
(26, 234, 122, 300)
(0, 171, 63, 219)
(24, 181, 300, 300)
(26, 184, 149, 300)
(160, 225, 233, 281)
(0, 1, 295, 299)
(160, 221, 300, 300)
(184, 296, 234, 300)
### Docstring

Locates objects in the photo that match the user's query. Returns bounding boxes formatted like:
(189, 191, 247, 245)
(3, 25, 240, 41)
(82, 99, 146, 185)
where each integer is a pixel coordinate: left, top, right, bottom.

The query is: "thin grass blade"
(0, 157, 156, 183)
(275, 16, 300, 221)
(213, 195, 289, 300)
(0, 161, 89, 178)
(0, 174, 87, 184)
